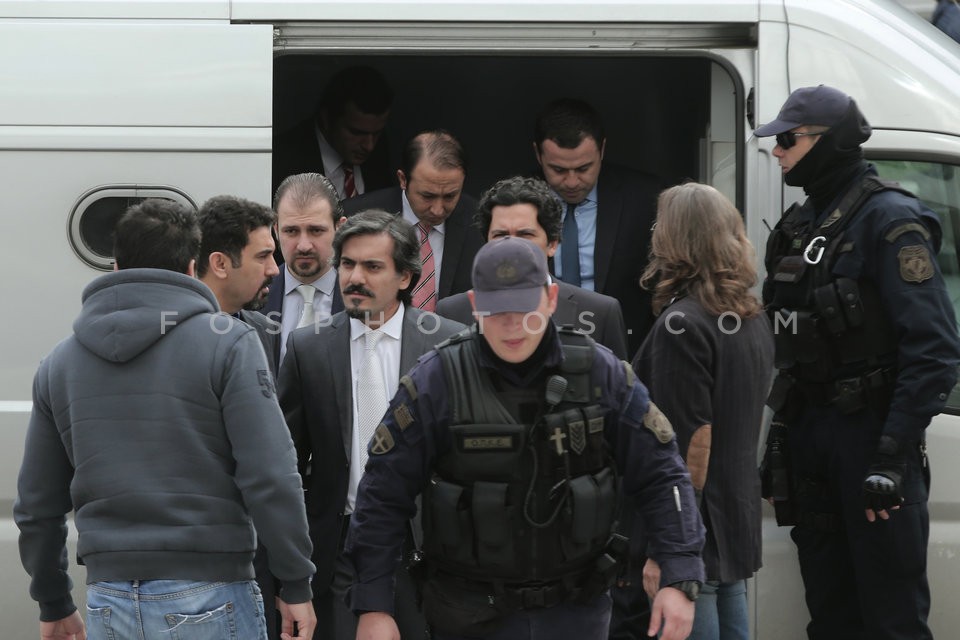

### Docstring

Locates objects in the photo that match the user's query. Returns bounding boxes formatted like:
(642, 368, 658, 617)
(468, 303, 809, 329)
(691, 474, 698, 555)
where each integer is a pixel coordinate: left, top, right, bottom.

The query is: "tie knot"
(364, 329, 384, 351)
(342, 164, 354, 177)
(416, 221, 432, 240)
(297, 284, 316, 304)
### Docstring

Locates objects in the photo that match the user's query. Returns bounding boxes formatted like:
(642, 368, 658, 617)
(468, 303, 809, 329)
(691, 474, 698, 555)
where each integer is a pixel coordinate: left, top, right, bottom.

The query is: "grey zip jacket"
(15, 269, 314, 621)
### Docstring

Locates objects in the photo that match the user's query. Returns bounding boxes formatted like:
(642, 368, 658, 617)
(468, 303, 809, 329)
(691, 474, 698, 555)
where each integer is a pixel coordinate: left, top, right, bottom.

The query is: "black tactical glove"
(862, 435, 907, 514)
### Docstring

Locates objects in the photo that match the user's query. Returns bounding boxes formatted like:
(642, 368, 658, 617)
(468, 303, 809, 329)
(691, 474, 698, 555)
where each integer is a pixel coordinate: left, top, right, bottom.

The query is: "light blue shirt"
(553, 184, 599, 291)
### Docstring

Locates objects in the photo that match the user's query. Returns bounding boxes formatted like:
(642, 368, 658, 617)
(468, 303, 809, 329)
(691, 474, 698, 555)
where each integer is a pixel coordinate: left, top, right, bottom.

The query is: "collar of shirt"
(400, 191, 447, 235)
(283, 264, 336, 298)
(349, 302, 406, 344)
(314, 124, 346, 179)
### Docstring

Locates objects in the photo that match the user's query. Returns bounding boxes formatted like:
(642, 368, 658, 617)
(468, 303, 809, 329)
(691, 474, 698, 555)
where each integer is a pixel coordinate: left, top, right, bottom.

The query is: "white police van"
(1, 1, 958, 637)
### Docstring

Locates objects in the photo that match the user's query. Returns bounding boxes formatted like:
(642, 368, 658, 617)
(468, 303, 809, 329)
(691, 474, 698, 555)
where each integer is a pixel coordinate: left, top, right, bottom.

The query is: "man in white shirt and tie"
(272, 65, 394, 199)
(278, 209, 465, 640)
(264, 173, 348, 365)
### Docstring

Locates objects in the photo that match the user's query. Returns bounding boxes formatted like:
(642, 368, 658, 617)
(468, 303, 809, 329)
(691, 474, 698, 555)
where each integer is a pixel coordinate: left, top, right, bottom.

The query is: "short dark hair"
(197, 195, 276, 278)
(332, 209, 421, 305)
(273, 172, 344, 223)
(317, 66, 394, 122)
(400, 129, 467, 181)
(534, 98, 605, 151)
(474, 176, 564, 243)
(113, 199, 201, 273)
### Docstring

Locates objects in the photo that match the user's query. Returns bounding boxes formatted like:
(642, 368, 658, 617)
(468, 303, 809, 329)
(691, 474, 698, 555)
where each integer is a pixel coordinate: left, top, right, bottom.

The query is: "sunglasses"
(775, 130, 823, 150)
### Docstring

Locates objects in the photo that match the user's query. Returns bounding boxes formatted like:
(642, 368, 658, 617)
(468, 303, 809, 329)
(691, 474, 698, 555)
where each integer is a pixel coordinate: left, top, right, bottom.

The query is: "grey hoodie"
(15, 268, 314, 621)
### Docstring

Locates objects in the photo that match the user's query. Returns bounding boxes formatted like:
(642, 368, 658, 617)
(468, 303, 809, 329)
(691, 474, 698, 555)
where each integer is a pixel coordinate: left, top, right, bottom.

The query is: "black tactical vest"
(420, 327, 618, 584)
(763, 175, 913, 383)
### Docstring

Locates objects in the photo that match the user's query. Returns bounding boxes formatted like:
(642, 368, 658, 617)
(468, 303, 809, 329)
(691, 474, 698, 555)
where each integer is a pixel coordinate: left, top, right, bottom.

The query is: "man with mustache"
(197, 195, 288, 639)
(278, 209, 465, 640)
(265, 173, 348, 365)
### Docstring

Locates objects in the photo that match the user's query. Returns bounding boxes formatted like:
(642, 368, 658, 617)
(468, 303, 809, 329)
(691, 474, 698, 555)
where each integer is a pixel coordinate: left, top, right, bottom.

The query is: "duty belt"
(796, 367, 895, 413)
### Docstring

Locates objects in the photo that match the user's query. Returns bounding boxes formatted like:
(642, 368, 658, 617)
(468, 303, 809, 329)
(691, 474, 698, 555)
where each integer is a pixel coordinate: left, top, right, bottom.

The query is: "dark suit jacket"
(342, 186, 484, 300)
(590, 163, 661, 356)
(272, 117, 393, 196)
(435, 280, 628, 360)
(278, 307, 466, 591)
(262, 270, 345, 369)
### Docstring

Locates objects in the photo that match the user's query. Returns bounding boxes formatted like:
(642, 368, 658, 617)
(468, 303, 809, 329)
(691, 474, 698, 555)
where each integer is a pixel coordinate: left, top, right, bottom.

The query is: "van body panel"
(0, 1, 228, 19)
(234, 0, 761, 23)
(0, 23, 272, 126)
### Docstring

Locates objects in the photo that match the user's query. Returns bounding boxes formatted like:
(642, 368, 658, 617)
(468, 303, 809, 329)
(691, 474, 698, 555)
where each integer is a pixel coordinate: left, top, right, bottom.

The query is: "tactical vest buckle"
(803, 235, 827, 265)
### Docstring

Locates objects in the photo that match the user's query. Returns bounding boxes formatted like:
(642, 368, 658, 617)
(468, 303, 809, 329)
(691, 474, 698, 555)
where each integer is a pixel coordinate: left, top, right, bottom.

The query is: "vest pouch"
(424, 478, 475, 565)
(566, 467, 616, 548)
(835, 278, 864, 328)
(772, 255, 808, 284)
(786, 311, 824, 364)
(813, 283, 846, 335)
(581, 405, 607, 469)
(421, 575, 505, 637)
(472, 481, 516, 570)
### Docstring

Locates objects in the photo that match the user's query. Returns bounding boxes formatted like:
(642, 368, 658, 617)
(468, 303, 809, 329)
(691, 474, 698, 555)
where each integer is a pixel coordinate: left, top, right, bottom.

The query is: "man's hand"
(278, 599, 316, 640)
(863, 435, 907, 522)
(647, 586, 694, 640)
(40, 611, 86, 640)
(356, 611, 400, 640)
(641, 557, 661, 600)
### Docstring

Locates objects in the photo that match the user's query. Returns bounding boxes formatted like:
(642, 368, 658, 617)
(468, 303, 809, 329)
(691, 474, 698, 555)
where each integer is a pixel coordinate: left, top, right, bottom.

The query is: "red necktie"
(342, 165, 358, 198)
(411, 222, 436, 312)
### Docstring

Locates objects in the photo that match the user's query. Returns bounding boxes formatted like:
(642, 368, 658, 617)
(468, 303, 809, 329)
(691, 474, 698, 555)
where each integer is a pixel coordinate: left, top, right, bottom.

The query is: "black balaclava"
(786, 99, 872, 212)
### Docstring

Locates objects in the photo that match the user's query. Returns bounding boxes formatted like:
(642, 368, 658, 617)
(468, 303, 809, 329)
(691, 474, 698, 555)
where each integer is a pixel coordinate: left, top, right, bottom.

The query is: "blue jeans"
(687, 580, 748, 640)
(86, 580, 267, 640)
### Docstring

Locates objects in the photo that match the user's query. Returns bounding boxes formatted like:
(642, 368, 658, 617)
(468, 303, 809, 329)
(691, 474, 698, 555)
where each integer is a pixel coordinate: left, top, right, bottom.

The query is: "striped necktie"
(411, 222, 437, 312)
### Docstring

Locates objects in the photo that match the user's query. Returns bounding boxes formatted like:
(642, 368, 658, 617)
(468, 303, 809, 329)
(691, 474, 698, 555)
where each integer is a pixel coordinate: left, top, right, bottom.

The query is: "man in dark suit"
(279, 209, 465, 640)
(436, 176, 628, 359)
(534, 98, 661, 356)
(343, 129, 484, 308)
(196, 194, 285, 639)
(272, 65, 394, 198)
(264, 173, 348, 366)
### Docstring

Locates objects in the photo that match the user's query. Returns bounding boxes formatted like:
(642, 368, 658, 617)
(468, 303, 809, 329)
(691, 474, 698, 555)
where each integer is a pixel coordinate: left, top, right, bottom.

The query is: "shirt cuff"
(346, 579, 396, 617)
(278, 578, 314, 605)
(883, 410, 931, 444)
(39, 596, 76, 623)
(657, 556, 706, 589)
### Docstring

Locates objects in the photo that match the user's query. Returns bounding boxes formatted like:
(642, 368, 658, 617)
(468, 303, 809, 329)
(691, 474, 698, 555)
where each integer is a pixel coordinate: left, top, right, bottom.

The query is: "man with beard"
(198, 195, 282, 375)
(278, 209, 465, 640)
(265, 173, 348, 365)
(756, 85, 960, 640)
(197, 194, 287, 639)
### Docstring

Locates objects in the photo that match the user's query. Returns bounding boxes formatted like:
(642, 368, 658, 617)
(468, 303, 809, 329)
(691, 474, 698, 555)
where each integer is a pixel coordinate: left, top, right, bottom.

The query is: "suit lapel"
(438, 212, 466, 299)
(594, 168, 622, 294)
(332, 280, 345, 315)
(399, 308, 427, 376)
(553, 281, 580, 328)
(265, 270, 285, 316)
(328, 315, 354, 462)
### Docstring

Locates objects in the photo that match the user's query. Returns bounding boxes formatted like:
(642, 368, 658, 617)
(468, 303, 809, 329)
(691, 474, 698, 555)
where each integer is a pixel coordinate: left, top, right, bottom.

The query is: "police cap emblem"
(495, 260, 518, 283)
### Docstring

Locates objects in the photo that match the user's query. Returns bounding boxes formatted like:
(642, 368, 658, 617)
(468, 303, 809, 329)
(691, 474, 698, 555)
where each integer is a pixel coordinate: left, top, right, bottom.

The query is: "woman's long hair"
(641, 182, 763, 318)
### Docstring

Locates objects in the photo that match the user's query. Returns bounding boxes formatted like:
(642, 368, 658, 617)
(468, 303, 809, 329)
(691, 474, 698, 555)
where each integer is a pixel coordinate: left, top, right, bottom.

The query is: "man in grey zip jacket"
(15, 199, 316, 640)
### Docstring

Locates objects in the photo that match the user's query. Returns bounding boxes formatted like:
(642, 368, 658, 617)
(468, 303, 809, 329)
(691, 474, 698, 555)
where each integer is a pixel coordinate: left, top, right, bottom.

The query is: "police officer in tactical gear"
(344, 237, 705, 640)
(756, 85, 960, 640)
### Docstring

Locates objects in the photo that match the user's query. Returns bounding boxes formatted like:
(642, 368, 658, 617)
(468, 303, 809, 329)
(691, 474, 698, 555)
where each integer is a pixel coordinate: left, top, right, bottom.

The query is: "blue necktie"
(561, 202, 581, 287)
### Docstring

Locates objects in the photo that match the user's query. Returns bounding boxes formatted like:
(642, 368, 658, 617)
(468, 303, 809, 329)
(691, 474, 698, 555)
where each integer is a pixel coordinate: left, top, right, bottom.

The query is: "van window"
(873, 159, 960, 411)
(68, 187, 196, 271)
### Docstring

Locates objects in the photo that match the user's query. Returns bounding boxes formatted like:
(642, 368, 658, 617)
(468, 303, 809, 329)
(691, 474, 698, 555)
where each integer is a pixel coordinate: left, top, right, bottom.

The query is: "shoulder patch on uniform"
(898, 245, 934, 283)
(394, 404, 414, 431)
(885, 222, 930, 244)
(257, 370, 275, 399)
(643, 402, 675, 444)
(370, 423, 395, 455)
(399, 374, 418, 402)
(622, 360, 636, 389)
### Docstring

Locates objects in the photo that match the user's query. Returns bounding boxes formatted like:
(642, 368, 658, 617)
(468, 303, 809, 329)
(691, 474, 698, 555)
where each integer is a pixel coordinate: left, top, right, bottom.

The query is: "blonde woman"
(633, 182, 774, 640)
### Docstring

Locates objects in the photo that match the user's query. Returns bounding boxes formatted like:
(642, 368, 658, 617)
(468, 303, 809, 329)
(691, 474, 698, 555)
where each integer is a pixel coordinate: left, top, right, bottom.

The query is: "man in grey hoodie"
(15, 199, 316, 640)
